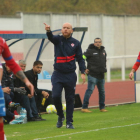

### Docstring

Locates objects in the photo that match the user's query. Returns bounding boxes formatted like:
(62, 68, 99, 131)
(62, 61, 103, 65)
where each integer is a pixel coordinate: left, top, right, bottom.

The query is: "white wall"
(0, 16, 22, 31)
(1, 13, 140, 70)
(0, 16, 24, 61)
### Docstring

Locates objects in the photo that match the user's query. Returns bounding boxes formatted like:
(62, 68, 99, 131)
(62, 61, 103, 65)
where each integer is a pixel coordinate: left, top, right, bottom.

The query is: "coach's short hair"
(94, 38, 102, 42)
(19, 60, 26, 65)
(33, 60, 43, 66)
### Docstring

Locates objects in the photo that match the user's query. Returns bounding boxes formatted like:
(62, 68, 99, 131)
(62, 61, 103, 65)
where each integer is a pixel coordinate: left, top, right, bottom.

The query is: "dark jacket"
(24, 69, 42, 95)
(47, 31, 86, 73)
(2, 63, 14, 92)
(14, 76, 25, 88)
(84, 44, 107, 79)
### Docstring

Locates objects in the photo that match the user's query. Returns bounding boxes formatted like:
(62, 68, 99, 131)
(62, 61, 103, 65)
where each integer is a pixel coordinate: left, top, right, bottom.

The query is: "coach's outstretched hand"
(44, 23, 50, 31)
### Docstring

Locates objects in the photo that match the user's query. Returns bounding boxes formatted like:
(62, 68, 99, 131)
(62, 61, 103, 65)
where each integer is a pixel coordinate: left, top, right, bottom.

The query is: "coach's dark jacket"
(47, 31, 86, 73)
(84, 44, 107, 79)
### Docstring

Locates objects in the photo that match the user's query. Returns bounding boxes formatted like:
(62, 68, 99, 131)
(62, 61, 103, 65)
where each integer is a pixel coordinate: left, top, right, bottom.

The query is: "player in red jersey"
(0, 37, 34, 140)
(129, 52, 140, 80)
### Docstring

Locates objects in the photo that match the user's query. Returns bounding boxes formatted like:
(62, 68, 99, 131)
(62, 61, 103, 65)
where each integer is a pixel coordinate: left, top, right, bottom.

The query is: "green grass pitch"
(4, 103, 140, 140)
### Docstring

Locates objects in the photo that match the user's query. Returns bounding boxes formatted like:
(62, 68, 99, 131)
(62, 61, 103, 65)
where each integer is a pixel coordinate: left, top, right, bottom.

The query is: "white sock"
(4, 134, 7, 140)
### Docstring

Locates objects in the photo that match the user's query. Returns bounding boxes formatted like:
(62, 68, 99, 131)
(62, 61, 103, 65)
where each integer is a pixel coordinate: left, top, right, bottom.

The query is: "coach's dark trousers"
(51, 70, 77, 124)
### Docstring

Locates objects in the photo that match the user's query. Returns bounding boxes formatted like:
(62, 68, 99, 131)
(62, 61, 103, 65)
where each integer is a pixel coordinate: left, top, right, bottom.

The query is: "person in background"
(14, 60, 44, 121)
(0, 37, 34, 140)
(2, 63, 22, 123)
(19, 60, 26, 71)
(14, 60, 26, 88)
(25, 60, 50, 118)
(81, 38, 108, 113)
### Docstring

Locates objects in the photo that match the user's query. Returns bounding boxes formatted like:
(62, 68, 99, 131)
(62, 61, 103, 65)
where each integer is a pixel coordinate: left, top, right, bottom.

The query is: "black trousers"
(51, 71, 77, 123)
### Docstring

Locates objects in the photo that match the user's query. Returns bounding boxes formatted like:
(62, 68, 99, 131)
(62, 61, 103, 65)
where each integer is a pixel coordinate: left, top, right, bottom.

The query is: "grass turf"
(4, 103, 140, 140)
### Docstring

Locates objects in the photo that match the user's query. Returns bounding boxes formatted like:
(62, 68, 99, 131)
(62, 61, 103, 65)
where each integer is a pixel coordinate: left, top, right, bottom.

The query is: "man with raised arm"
(44, 22, 86, 129)
(0, 37, 34, 140)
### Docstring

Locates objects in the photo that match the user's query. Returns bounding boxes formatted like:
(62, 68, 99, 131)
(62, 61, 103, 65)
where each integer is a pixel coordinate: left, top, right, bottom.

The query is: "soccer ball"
(53, 108, 57, 113)
(46, 105, 56, 113)
(62, 104, 66, 112)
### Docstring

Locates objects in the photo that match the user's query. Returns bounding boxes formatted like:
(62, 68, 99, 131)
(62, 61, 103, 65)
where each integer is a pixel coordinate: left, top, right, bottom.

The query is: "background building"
(0, 12, 140, 72)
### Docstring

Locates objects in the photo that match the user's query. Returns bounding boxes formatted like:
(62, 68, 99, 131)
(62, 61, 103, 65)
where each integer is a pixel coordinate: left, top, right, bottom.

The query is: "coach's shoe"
(100, 109, 108, 112)
(8, 102, 20, 108)
(56, 116, 65, 128)
(66, 122, 74, 129)
(81, 109, 92, 113)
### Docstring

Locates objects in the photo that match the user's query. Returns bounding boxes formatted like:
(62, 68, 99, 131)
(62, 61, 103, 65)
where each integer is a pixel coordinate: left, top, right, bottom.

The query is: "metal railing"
(40, 55, 138, 83)
(107, 55, 137, 82)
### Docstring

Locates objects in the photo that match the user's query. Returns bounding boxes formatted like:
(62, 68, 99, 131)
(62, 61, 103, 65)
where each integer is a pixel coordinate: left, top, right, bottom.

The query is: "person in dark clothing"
(44, 22, 86, 129)
(24, 61, 51, 113)
(0, 37, 33, 140)
(2, 63, 32, 122)
(2, 63, 17, 106)
(2, 63, 21, 123)
(14, 60, 44, 121)
(81, 38, 108, 113)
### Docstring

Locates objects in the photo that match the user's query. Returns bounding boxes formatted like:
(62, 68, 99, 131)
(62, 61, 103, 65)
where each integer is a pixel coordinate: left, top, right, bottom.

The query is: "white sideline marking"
(34, 123, 140, 140)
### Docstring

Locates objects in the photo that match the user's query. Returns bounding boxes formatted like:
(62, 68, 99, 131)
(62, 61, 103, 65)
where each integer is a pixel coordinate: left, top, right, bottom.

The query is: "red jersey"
(0, 37, 21, 74)
(132, 52, 140, 71)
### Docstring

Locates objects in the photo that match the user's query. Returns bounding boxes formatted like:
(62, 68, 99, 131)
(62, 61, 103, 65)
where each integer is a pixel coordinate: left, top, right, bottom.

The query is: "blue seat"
(38, 73, 44, 79)
(43, 70, 51, 79)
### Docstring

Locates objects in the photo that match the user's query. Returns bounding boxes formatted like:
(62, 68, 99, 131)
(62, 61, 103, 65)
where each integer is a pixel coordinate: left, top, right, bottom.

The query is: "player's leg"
(82, 75, 97, 110)
(64, 72, 77, 129)
(0, 86, 6, 140)
(51, 71, 64, 128)
(0, 117, 4, 140)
